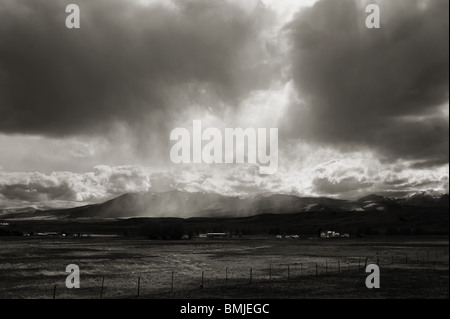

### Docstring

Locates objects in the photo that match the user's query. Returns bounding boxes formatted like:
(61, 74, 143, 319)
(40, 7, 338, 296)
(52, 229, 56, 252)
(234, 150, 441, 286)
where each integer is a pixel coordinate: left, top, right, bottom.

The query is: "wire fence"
(48, 249, 449, 299)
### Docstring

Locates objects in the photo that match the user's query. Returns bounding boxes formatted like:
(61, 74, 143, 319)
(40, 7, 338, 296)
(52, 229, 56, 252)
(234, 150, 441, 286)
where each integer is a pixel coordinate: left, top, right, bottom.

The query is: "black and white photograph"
(0, 0, 448, 306)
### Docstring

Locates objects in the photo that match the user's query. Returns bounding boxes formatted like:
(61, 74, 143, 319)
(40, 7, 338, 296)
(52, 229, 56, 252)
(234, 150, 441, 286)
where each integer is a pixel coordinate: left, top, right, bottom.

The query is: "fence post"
(249, 268, 253, 284)
(364, 257, 368, 269)
(287, 265, 290, 280)
(226, 267, 228, 286)
(100, 276, 105, 299)
(201, 271, 204, 289)
(137, 277, 140, 297)
(53, 285, 56, 300)
(269, 264, 272, 280)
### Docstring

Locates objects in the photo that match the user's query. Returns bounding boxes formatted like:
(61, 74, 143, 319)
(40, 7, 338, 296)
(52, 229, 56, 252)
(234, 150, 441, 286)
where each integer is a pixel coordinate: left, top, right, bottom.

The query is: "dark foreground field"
(0, 236, 448, 299)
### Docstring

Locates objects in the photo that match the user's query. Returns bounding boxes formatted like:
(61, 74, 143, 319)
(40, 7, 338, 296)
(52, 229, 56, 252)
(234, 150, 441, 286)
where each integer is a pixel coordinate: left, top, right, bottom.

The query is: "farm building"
(320, 231, 340, 238)
(320, 231, 350, 238)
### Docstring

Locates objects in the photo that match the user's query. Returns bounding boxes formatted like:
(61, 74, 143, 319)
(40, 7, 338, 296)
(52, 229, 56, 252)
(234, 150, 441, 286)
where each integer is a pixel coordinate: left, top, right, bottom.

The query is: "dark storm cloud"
(0, 0, 273, 136)
(284, 0, 449, 165)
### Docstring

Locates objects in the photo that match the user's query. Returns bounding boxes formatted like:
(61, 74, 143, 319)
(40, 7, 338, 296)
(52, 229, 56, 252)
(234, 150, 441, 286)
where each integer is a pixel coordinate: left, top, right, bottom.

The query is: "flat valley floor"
(0, 236, 448, 299)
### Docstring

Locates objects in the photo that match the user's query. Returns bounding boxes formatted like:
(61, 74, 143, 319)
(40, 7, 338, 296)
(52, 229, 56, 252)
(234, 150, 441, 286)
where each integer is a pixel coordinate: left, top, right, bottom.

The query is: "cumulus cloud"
(0, 165, 152, 208)
(1, 155, 448, 208)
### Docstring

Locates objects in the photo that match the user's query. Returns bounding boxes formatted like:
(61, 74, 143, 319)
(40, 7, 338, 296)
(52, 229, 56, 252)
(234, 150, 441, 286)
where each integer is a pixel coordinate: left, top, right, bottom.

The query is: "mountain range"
(0, 190, 448, 220)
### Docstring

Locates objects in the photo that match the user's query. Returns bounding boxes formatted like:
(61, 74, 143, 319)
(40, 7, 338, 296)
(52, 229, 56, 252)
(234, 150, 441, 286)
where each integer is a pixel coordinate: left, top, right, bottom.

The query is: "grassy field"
(0, 236, 448, 299)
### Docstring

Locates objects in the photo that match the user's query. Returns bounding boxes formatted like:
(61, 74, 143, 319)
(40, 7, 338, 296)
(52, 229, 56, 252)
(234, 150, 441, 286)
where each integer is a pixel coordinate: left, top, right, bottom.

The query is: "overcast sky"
(0, 0, 448, 209)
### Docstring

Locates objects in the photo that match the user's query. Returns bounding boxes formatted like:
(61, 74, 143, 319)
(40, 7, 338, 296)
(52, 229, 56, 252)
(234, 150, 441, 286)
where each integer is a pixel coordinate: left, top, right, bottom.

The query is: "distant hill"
(3, 205, 449, 237)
